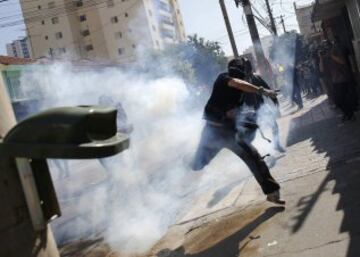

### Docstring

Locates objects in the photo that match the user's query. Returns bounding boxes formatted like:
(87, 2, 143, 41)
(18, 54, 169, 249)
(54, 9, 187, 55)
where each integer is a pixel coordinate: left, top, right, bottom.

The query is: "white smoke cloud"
(18, 53, 288, 256)
(19, 61, 259, 256)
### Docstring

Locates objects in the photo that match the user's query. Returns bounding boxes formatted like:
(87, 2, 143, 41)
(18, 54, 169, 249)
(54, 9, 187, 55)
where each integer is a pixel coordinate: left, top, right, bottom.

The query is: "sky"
(0, 0, 315, 56)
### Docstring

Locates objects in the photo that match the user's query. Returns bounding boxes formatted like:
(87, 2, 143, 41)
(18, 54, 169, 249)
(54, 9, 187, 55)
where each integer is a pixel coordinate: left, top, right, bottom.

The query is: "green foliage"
(186, 34, 227, 86)
(144, 34, 227, 87)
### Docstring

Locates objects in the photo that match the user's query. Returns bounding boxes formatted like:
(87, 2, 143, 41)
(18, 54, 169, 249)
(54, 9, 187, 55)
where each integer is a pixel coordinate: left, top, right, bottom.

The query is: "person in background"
(319, 40, 356, 121)
(293, 64, 304, 110)
(98, 95, 133, 173)
(51, 159, 70, 179)
(317, 40, 335, 106)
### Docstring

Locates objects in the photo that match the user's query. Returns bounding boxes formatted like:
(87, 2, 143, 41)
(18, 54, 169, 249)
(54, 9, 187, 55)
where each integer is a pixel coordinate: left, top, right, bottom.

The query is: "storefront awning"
(312, 0, 346, 22)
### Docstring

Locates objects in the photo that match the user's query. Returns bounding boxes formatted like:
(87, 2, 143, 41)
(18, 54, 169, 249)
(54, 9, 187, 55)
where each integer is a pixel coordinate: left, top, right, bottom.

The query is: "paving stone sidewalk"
(148, 95, 360, 257)
(59, 95, 360, 257)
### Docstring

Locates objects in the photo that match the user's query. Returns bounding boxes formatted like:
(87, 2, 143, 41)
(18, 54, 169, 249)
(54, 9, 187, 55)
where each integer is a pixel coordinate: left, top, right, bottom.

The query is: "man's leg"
(227, 134, 280, 195)
(342, 83, 355, 119)
(334, 83, 352, 119)
(192, 124, 223, 171)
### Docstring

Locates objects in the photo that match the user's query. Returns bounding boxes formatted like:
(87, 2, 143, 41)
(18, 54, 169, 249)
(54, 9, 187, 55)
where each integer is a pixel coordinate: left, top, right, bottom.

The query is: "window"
(23, 51, 30, 58)
(45, 35, 49, 40)
(110, 16, 118, 23)
(82, 29, 90, 37)
(48, 2, 55, 8)
(75, 0, 83, 7)
(114, 31, 122, 39)
(158, 2, 169, 12)
(79, 15, 87, 22)
(162, 16, 174, 26)
(5, 70, 25, 101)
(118, 48, 125, 55)
(125, 12, 128, 17)
(38, 5, 42, 10)
(51, 17, 59, 24)
(55, 32, 63, 39)
(41, 20, 45, 25)
(58, 48, 66, 54)
(162, 30, 174, 39)
(85, 44, 93, 51)
(107, 0, 114, 7)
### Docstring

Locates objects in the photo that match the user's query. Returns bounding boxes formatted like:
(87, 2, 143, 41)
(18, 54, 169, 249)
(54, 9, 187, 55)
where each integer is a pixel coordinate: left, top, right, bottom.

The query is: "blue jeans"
(192, 123, 280, 195)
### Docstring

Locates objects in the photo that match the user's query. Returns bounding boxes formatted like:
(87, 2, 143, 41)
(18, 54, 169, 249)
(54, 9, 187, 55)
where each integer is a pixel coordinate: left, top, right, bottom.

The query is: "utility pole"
(265, 0, 277, 36)
(280, 15, 287, 33)
(235, 0, 267, 71)
(219, 0, 239, 57)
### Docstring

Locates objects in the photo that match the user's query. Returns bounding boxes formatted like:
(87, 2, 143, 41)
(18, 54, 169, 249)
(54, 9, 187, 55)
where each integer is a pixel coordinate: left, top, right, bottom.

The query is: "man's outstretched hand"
(260, 88, 278, 100)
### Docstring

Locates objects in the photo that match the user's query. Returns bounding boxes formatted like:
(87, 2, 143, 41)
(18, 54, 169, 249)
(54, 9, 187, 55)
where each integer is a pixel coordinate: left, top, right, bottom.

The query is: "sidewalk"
(148, 95, 360, 257)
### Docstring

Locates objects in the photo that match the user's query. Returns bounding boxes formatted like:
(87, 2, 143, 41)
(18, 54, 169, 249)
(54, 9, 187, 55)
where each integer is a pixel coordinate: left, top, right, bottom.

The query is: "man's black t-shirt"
(204, 73, 243, 124)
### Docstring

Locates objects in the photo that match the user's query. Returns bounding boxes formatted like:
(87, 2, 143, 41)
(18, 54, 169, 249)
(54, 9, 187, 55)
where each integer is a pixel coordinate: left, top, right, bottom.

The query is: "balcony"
(161, 28, 175, 40)
(161, 18, 174, 27)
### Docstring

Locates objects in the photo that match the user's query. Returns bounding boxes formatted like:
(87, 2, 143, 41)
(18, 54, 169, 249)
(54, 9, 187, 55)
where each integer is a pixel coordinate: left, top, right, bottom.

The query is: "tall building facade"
(20, 0, 187, 63)
(6, 37, 32, 58)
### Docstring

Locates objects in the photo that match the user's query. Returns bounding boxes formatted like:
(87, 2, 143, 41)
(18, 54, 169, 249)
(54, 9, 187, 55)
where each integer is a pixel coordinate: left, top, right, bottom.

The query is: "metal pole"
(0, 72, 60, 257)
(237, 0, 267, 67)
(265, 0, 278, 36)
(219, 0, 239, 57)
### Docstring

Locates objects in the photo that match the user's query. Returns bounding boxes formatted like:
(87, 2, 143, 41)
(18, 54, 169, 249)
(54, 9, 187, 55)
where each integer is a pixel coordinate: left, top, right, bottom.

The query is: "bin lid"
(0, 106, 130, 159)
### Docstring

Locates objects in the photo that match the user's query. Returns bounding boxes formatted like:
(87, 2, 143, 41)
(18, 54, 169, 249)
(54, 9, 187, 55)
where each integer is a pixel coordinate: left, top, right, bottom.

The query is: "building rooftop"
(0, 55, 35, 66)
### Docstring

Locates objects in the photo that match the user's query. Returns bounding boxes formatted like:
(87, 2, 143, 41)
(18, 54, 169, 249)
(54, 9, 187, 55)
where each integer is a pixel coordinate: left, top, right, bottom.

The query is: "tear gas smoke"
(270, 33, 297, 99)
(18, 57, 285, 255)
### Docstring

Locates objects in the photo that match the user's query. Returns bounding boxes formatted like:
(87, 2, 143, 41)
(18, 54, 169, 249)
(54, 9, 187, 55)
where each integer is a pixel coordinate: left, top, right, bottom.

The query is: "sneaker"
(266, 191, 286, 205)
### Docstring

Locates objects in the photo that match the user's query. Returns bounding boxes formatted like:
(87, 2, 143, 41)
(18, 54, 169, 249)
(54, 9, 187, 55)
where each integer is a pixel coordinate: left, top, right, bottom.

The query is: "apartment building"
(6, 37, 32, 58)
(20, 0, 187, 63)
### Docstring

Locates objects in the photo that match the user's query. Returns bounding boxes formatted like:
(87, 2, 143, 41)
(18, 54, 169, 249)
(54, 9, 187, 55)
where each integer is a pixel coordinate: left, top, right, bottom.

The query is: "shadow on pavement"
(206, 179, 244, 208)
(286, 101, 360, 257)
(156, 207, 285, 257)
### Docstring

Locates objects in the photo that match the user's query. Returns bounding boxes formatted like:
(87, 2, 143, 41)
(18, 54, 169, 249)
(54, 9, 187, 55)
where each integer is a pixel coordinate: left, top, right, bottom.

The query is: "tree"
(186, 34, 227, 86)
(141, 34, 227, 88)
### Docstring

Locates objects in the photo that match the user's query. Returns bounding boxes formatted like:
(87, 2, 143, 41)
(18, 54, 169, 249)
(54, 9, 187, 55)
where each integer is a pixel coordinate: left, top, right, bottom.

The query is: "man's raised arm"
(228, 78, 277, 99)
